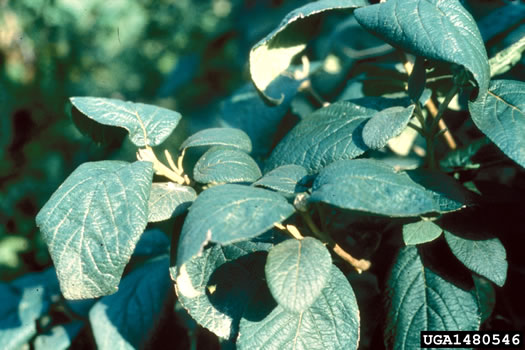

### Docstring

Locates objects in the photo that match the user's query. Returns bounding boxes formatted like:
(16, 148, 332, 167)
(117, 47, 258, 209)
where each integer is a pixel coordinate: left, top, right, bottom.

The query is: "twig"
(300, 212, 371, 273)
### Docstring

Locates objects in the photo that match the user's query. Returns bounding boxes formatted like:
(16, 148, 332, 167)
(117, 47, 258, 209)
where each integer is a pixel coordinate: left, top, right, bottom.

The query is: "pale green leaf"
(444, 231, 507, 287)
(176, 184, 295, 267)
(385, 246, 480, 349)
(36, 161, 153, 299)
(193, 147, 262, 184)
(180, 128, 252, 153)
(311, 159, 436, 217)
(148, 183, 196, 222)
(403, 220, 442, 245)
(266, 101, 374, 174)
(265, 237, 332, 312)
(238, 265, 359, 350)
(468, 79, 525, 168)
(250, 0, 367, 102)
(362, 105, 415, 149)
(355, 0, 489, 98)
(70, 97, 181, 147)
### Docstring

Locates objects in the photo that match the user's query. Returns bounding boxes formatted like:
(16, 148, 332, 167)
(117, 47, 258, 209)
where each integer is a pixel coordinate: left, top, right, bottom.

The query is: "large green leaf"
(238, 265, 359, 350)
(36, 161, 153, 299)
(311, 159, 438, 217)
(385, 246, 480, 349)
(180, 128, 252, 153)
(468, 80, 525, 168)
(89, 256, 171, 350)
(354, 0, 489, 98)
(193, 147, 262, 184)
(148, 183, 196, 222)
(362, 105, 415, 149)
(266, 101, 374, 174)
(173, 239, 274, 340)
(0, 269, 60, 350)
(265, 237, 332, 312)
(444, 231, 507, 287)
(70, 97, 182, 147)
(176, 184, 295, 267)
(253, 164, 308, 195)
(250, 0, 367, 102)
(403, 220, 442, 246)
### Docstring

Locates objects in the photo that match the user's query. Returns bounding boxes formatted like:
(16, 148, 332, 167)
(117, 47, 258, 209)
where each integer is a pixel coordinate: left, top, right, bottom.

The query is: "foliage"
(2, 0, 525, 349)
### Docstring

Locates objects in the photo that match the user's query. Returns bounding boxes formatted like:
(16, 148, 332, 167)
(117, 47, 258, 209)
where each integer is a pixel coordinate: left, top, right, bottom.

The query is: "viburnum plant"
(9, 0, 523, 349)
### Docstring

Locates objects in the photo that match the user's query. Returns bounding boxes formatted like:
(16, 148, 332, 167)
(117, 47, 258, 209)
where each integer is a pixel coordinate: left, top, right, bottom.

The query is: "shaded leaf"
(220, 82, 298, 156)
(132, 229, 170, 257)
(36, 161, 153, 299)
(403, 220, 442, 246)
(355, 0, 489, 98)
(193, 147, 262, 184)
(148, 183, 196, 222)
(253, 164, 308, 195)
(250, 0, 367, 102)
(173, 239, 274, 340)
(408, 56, 426, 101)
(468, 79, 525, 168)
(266, 101, 374, 174)
(70, 97, 181, 147)
(238, 265, 359, 350)
(444, 231, 507, 287)
(473, 275, 496, 324)
(0, 269, 60, 350)
(89, 256, 171, 350)
(180, 128, 252, 153)
(362, 105, 415, 149)
(176, 184, 295, 267)
(265, 237, 332, 312)
(385, 246, 480, 349)
(439, 137, 490, 171)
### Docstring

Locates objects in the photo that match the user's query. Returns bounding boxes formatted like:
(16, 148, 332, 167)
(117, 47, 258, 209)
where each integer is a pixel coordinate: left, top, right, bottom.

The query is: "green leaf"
(193, 147, 262, 184)
(36, 161, 153, 299)
(444, 231, 507, 287)
(265, 237, 332, 312)
(220, 82, 298, 156)
(70, 97, 182, 147)
(355, 0, 490, 98)
(362, 105, 415, 149)
(468, 80, 525, 168)
(0, 269, 60, 350)
(406, 169, 471, 213)
(266, 101, 374, 174)
(385, 246, 480, 349)
(33, 322, 83, 350)
(250, 0, 367, 102)
(173, 239, 274, 340)
(403, 220, 442, 245)
(238, 265, 360, 350)
(148, 182, 196, 222)
(176, 184, 295, 267)
(90, 256, 171, 350)
(311, 159, 437, 217)
(253, 164, 308, 195)
(180, 128, 252, 153)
